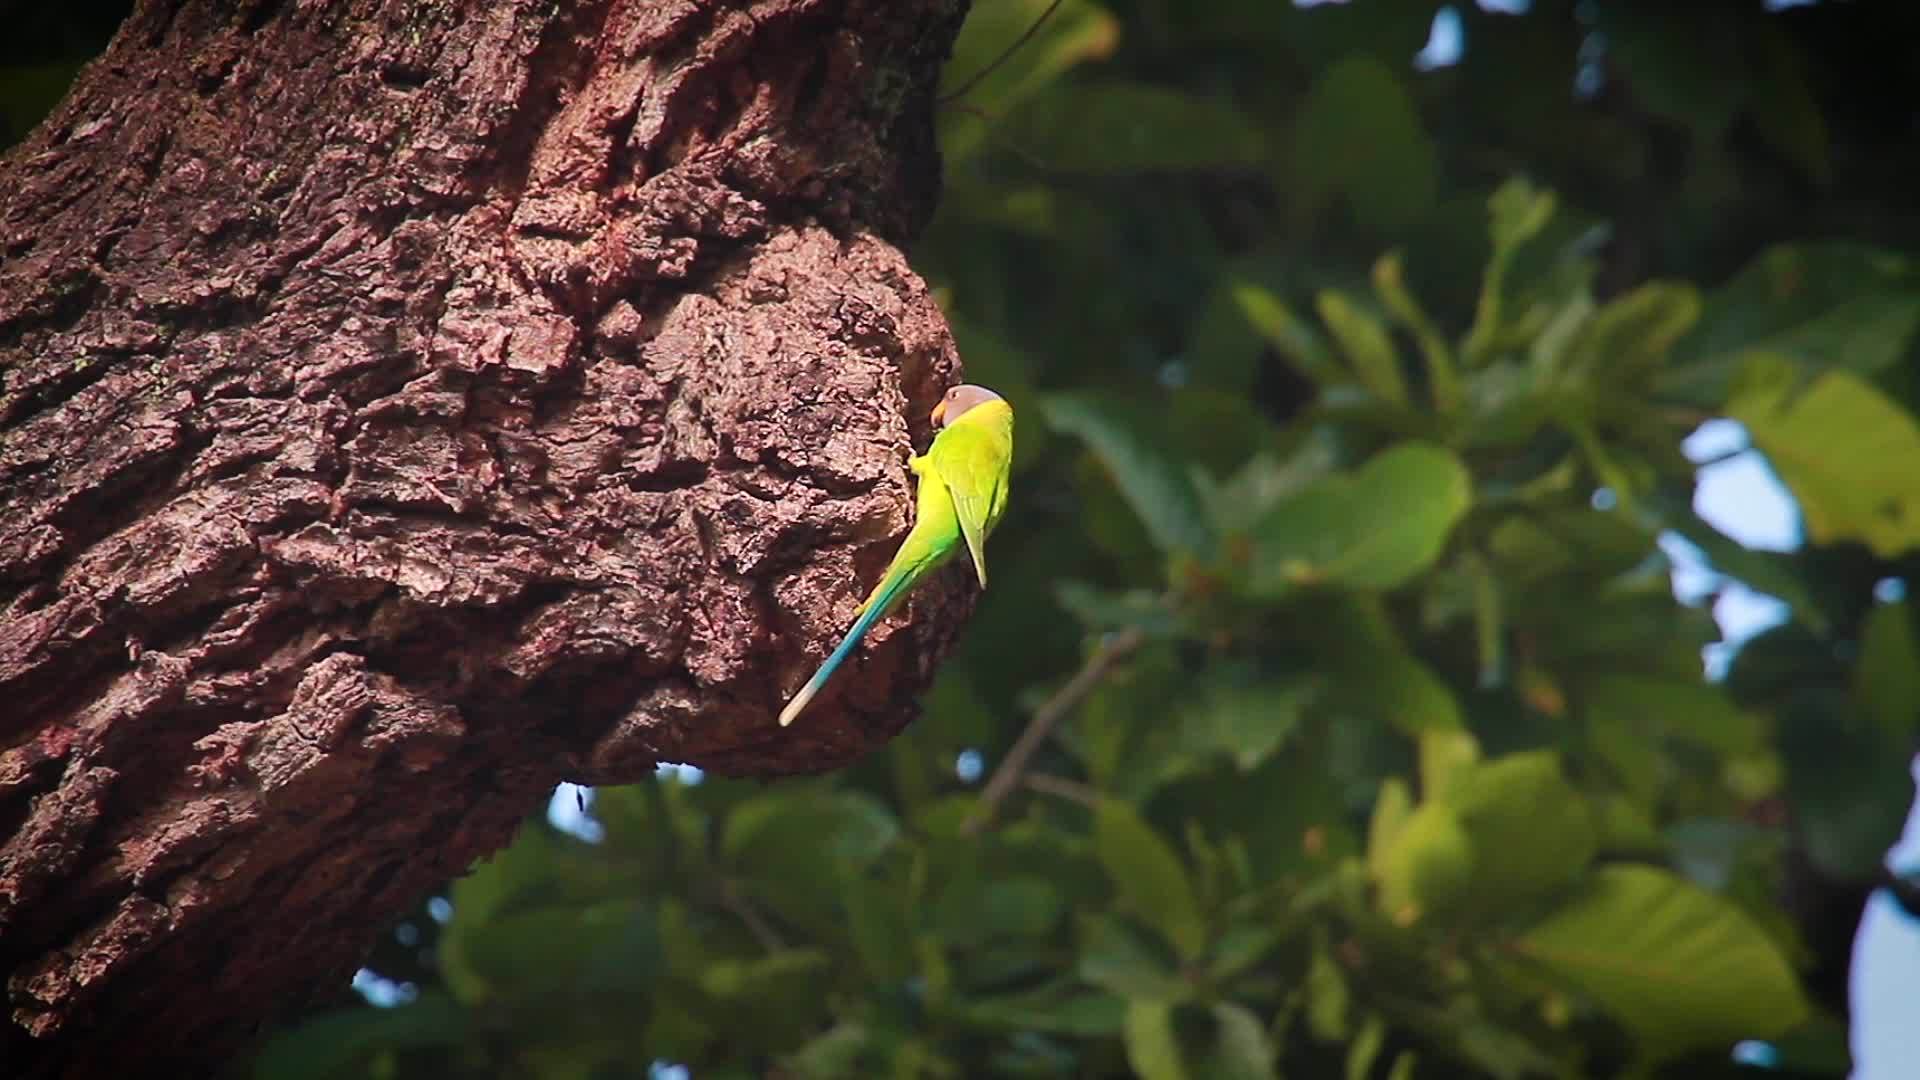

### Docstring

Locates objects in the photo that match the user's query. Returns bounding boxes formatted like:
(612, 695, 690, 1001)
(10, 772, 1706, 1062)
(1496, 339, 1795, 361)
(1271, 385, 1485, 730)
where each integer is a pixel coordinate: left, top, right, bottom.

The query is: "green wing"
(926, 413, 1012, 588)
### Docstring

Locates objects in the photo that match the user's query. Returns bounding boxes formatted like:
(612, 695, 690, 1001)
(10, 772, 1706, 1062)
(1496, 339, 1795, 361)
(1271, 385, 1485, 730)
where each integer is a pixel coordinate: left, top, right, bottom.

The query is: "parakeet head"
(931, 384, 1005, 428)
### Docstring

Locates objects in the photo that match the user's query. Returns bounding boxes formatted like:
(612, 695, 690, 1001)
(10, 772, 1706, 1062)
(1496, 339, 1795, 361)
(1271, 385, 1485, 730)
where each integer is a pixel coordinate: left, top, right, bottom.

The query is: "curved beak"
(930, 399, 948, 427)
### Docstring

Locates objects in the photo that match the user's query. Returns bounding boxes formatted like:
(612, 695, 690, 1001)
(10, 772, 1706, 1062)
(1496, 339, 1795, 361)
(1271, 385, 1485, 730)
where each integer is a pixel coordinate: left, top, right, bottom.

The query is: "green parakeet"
(778, 384, 1014, 726)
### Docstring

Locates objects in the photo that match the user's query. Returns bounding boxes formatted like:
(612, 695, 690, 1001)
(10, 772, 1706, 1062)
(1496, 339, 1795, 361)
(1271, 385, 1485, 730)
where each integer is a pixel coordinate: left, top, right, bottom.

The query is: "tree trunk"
(0, 0, 968, 1073)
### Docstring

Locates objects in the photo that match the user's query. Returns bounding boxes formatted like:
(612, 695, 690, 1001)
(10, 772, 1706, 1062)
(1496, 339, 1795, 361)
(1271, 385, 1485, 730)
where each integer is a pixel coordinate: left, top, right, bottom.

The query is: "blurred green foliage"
(10, 0, 1912, 1077)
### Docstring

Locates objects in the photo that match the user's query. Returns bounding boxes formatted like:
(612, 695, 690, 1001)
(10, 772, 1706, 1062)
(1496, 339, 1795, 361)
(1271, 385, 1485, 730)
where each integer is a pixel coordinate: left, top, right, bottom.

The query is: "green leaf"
(1856, 601, 1920, 741)
(1600, 6, 1744, 139)
(941, 0, 1120, 162)
(1291, 56, 1437, 230)
(1559, 281, 1701, 384)
(1319, 600, 1467, 734)
(1593, 796, 1668, 858)
(718, 790, 899, 934)
(1731, 369, 1920, 557)
(1125, 1001, 1191, 1080)
(978, 876, 1069, 939)
(967, 983, 1127, 1036)
(1487, 505, 1656, 585)
(1362, 652, 1466, 735)
(1208, 924, 1281, 981)
(1663, 244, 1920, 404)
(1776, 688, 1915, 878)
(1170, 389, 1274, 476)
(1094, 801, 1208, 957)
(1078, 913, 1190, 1003)
(1227, 280, 1347, 388)
(933, 867, 1068, 946)
(1246, 443, 1472, 593)
(1316, 289, 1408, 406)
(451, 900, 656, 1000)
(1487, 178, 1559, 259)
(1366, 777, 1414, 873)
(1459, 361, 1558, 446)
(1466, 179, 1558, 366)
(1678, 289, 1920, 403)
(1151, 754, 1357, 885)
(1005, 81, 1267, 174)
(1584, 675, 1765, 756)
(1417, 729, 1481, 802)
(447, 823, 563, 928)
(1374, 251, 1459, 411)
(1444, 752, 1597, 919)
(696, 948, 836, 1049)
(1515, 865, 1809, 1060)
(1346, 1014, 1387, 1080)
(1056, 581, 1182, 638)
(1208, 1002, 1278, 1080)
(1466, 551, 1506, 686)
(1046, 393, 1217, 558)
(723, 789, 899, 866)
(440, 828, 574, 1002)
(842, 870, 915, 982)
(1204, 436, 1341, 535)
(253, 993, 471, 1080)
(1182, 678, 1319, 771)
(785, 1023, 875, 1079)
(1369, 802, 1473, 925)
(1305, 934, 1350, 1041)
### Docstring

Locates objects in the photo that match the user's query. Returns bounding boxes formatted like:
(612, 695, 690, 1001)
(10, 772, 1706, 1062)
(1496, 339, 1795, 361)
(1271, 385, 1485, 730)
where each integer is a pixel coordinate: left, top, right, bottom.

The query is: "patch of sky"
(1415, 6, 1464, 71)
(1854, 760, 1920, 1078)
(350, 968, 418, 1008)
(1677, 419, 1918, 1080)
(658, 762, 705, 784)
(547, 782, 605, 843)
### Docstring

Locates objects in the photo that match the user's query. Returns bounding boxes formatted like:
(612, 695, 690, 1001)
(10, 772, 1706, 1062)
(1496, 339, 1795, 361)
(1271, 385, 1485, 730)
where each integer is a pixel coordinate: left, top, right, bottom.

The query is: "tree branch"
(1023, 772, 1103, 809)
(964, 627, 1146, 835)
(937, 0, 1066, 105)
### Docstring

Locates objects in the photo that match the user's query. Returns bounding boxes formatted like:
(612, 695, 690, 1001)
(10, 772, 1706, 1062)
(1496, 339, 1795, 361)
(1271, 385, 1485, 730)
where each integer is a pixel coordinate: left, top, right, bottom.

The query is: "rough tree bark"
(0, 0, 971, 1073)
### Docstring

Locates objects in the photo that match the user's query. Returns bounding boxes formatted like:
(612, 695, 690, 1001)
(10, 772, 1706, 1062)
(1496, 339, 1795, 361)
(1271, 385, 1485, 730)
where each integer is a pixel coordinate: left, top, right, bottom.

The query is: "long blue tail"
(778, 572, 914, 726)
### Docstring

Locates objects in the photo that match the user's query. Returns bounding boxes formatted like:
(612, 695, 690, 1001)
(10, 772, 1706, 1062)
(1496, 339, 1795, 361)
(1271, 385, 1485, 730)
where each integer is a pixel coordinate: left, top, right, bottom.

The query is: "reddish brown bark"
(0, 0, 969, 1073)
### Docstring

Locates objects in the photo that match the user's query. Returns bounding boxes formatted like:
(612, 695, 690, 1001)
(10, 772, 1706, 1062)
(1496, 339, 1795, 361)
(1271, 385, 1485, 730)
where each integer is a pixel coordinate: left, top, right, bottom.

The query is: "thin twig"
(964, 626, 1146, 834)
(942, 102, 1058, 174)
(718, 880, 785, 953)
(937, 0, 1067, 106)
(1023, 772, 1103, 809)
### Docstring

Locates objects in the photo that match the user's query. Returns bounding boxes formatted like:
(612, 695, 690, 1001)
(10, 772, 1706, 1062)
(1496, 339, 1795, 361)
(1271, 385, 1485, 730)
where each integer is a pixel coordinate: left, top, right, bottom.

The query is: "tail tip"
(777, 687, 813, 727)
